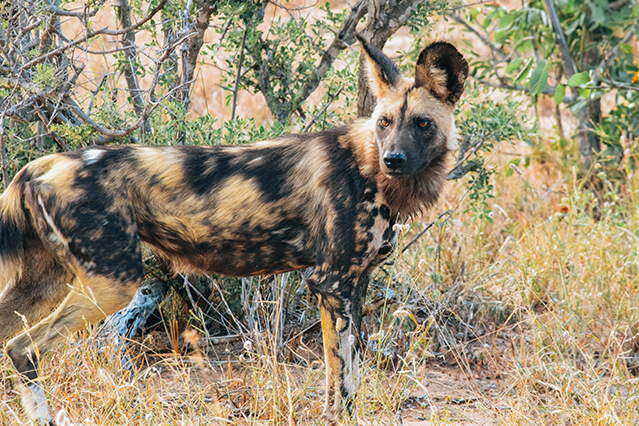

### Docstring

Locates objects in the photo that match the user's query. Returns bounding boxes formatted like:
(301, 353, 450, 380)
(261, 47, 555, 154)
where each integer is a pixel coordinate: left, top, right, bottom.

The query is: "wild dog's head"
(357, 34, 468, 177)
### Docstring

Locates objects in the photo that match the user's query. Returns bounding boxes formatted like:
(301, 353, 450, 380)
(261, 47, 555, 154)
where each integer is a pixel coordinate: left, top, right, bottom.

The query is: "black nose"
(383, 151, 406, 170)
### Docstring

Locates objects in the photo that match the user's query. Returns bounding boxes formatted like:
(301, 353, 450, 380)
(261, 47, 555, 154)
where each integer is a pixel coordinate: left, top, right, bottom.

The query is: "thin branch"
(402, 210, 452, 254)
(476, 78, 575, 102)
(62, 29, 196, 138)
(590, 83, 639, 92)
(293, 0, 367, 111)
(212, 17, 233, 57)
(592, 24, 639, 86)
(32, 103, 70, 151)
(116, 0, 151, 134)
(302, 86, 343, 133)
(231, 26, 248, 121)
(542, 0, 577, 78)
(87, 74, 109, 115)
(448, 13, 507, 61)
(22, 0, 168, 71)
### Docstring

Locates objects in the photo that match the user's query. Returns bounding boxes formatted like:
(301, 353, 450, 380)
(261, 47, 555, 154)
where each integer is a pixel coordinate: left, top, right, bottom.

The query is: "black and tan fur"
(0, 35, 468, 425)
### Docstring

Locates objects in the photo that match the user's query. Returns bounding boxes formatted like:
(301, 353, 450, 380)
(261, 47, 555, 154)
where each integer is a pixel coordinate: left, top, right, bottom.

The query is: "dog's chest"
(350, 190, 397, 273)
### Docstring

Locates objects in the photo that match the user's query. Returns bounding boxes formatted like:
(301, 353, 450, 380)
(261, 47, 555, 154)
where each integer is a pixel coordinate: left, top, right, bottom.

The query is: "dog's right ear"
(356, 33, 402, 99)
(414, 41, 469, 105)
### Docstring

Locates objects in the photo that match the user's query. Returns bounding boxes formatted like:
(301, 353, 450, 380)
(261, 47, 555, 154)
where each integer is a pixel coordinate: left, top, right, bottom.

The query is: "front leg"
(313, 278, 364, 425)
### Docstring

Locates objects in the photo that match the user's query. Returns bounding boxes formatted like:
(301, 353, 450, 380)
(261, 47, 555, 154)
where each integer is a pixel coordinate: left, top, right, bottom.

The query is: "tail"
(0, 168, 30, 289)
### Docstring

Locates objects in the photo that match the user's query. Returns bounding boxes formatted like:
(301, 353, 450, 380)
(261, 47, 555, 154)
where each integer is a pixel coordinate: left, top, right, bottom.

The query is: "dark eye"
(379, 118, 390, 128)
(417, 119, 429, 129)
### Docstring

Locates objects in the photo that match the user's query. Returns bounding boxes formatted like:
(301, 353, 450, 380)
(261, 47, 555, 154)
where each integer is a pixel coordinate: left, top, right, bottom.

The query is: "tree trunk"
(356, 0, 427, 117)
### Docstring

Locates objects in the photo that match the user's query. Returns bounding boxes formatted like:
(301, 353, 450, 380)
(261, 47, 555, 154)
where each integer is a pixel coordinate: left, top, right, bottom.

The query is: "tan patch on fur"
(0, 179, 26, 289)
(212, 176, 272, 232)
(134, 147, 186, 196)
(406, 87, 455, 139)
(36, 156, 81, 187)
(319, 297, 344, 422)
(286, 141, 330, 239)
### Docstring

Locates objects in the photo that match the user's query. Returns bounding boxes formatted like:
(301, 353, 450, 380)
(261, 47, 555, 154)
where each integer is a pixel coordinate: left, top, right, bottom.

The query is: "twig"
(292, 0, 367, 112)
(212, 17, 233, 57)
(87, 74, 109, 115)
(22, 0, 169, 70)
(476, 78, 575, 102)
(448, 13, 507, 61)
(542, 0, 577, 79)
(231, 26, 248, 121)
(398, 146, 503, 256)
(590, 83, 639, 92)
(402, 210, 452, 254)
(116, 0, 151, 135)
(0, 115, 9, 189)
(32, 104, 70, 151)
(302, 86, 343, 133)
(62, 29, 196, 138)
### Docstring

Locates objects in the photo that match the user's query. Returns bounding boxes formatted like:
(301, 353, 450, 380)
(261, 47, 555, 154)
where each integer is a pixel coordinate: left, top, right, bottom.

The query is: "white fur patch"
(448, 120, 460, 150)
(17, 381, 52, 424)
(38, 196, 68, 247)
(56, 409, 74, 426)
(82, 148, 105, 165)
(339, 321, 359, 397)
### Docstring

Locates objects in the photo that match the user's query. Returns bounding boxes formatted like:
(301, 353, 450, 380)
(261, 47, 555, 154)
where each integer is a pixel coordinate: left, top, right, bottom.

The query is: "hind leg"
(6, 271, 143, 424)
(0, 239, 72, 344)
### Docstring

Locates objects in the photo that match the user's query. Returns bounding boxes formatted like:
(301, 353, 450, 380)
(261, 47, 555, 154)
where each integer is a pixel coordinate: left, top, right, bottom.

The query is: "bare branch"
(22, 0, 168, 71)
(542, 0, 578, 78)
(62, 29, 196, 138)
(302, 86, 344, 133)
(231, 26, 248, 121)
(448, 13, 507, 61)
(116, 0, 151, 134)
(292, 0, 367, 112)
(32, 103, 70, 151)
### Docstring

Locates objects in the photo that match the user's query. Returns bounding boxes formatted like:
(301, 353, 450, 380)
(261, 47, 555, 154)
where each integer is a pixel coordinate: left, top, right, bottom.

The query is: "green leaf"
(498, 13, 513, 28)
(620, 43, 633, 54)
(505, 57, 522, 74)
(578, 87, 592, 98)
(568, 72, 590, 87)
(536, 68, 549, 95)
(565, 18, 581, 34)
(528, 59, 547, 92)
(554, 84, 565, 104)
(588, 2, 605, 28)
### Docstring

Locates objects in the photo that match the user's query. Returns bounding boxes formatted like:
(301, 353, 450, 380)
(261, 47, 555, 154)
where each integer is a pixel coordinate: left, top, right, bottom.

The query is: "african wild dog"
(0, 34, 468, 425)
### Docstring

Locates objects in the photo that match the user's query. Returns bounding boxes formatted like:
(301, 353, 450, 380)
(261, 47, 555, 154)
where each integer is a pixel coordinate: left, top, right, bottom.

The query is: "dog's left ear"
(414, 41, 469, 105)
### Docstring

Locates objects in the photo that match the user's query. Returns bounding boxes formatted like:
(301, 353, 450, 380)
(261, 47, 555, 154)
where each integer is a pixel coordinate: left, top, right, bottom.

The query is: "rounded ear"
(414, 41, 469, 105)
(356, 33, 402, 99)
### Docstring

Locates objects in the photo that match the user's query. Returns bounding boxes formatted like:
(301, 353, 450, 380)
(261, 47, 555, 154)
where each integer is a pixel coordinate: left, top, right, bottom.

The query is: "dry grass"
(4, 141, 639, 425)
